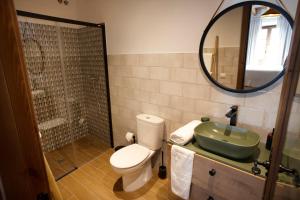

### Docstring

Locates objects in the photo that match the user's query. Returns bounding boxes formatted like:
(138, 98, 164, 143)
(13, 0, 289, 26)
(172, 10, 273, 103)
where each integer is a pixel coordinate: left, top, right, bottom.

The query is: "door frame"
(0, 0, 50, 199)
(263, 1, 300, 199)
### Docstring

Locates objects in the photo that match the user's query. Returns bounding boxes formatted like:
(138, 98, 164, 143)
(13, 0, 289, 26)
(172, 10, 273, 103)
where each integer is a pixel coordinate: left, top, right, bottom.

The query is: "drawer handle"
(209, 169, 216, 176)
(207, 196, 214, 200)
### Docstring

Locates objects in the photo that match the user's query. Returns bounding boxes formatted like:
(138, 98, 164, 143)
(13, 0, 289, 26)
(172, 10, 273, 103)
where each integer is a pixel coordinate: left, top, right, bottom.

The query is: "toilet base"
(122, 160, 152, 192)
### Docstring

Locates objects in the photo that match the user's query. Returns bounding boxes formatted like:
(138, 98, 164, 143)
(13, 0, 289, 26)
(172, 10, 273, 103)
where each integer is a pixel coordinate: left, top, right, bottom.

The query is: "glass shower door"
(19, 18, 77, 180)
(273, 90, 300, 199)
(18, 14, 112, 180)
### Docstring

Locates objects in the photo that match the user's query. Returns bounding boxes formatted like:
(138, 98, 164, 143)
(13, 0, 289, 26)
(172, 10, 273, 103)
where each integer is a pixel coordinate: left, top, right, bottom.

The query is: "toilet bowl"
(110, 144, 155, 192)
(109, 114, 164, 192)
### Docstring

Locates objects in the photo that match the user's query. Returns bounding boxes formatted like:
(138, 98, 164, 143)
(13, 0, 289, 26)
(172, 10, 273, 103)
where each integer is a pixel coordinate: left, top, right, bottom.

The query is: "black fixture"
(158, 151, 167, 179)
(207, 196, 214, 200)
(251, 161, 261, 175)
(253, 160, 300, 186)
(209, 169, 216, 176)
(225, 105, 238, 126)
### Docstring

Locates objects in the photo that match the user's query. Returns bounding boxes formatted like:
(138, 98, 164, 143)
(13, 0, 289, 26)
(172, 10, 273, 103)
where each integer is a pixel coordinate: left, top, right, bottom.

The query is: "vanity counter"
(168, 141, 300, 200)
(169, 140, 295, 185)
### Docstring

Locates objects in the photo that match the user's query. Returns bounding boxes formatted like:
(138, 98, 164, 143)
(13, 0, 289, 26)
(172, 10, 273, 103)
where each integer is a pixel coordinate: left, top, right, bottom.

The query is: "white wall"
(13, 0, 84, 20)
(204, 7, 243, 48)
(14, 0, 298, 54)
(79, 0, 222, 54)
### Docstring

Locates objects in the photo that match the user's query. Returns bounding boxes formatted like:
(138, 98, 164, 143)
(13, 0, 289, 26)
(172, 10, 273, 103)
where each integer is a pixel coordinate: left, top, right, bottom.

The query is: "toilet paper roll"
(125, 132, 135, 142)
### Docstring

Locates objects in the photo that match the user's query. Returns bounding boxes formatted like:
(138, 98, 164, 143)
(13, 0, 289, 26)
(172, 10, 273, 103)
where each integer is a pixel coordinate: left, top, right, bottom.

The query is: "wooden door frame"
(236, 5, 251, 90)
(263, 1, 300, 199)
(0, 0, 49, 199)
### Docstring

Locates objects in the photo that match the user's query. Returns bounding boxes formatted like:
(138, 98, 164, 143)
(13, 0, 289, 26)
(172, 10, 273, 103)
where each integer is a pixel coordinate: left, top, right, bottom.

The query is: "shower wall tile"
(79, 27, 110, 144)
(19, 21, 111, 151)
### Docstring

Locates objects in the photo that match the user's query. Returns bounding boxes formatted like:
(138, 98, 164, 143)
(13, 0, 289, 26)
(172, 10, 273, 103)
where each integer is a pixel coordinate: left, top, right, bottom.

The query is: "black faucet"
(225, 105, 238, 126)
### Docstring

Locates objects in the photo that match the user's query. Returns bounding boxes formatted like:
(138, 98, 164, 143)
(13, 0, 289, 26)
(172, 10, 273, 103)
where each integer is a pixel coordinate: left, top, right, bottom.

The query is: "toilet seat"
(110, 144, 150, 169)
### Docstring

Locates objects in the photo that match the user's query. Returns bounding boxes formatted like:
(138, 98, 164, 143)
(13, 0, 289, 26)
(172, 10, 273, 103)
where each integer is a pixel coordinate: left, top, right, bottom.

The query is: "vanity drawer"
(191, 154, 264, 200)
(190, 183, 226, 200)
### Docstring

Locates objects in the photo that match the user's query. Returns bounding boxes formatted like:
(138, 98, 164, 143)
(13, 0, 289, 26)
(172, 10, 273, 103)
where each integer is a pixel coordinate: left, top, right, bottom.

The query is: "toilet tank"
(136, 114, 164, 150)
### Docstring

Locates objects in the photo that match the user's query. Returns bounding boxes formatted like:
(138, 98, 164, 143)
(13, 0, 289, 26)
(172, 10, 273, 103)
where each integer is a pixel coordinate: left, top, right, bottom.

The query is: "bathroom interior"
(1, 0, 300, 200)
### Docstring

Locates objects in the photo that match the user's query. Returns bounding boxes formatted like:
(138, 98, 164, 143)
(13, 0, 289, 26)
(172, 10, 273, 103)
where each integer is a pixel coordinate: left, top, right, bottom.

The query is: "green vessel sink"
(194, 122, 260, 160)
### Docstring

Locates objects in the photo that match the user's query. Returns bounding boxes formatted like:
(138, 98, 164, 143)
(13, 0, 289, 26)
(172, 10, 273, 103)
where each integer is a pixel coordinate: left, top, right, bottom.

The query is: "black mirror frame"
(199, 1, 294, 93)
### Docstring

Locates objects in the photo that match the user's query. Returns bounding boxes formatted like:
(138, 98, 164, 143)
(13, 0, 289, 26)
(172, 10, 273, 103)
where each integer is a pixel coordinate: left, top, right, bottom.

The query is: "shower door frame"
(17, 10, 114, 148)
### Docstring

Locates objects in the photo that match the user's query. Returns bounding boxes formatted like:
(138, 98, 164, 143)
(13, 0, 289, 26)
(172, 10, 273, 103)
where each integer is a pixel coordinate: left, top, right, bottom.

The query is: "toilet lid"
(110, 144, 150, 169)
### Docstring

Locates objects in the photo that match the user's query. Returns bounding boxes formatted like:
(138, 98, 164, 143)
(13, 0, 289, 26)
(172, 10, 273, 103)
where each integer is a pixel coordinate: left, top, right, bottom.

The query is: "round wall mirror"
(199, 1, 293, 93)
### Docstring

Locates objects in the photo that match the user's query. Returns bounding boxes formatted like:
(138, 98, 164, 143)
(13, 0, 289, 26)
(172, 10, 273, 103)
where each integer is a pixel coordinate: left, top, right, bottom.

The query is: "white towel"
(171, 145, 195, 200)
(169, 120, 201, 145)
(203, 53, 213, 73)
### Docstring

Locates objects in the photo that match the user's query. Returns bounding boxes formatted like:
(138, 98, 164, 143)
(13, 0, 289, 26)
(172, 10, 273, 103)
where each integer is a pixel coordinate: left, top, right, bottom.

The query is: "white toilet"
(110, 114, 164, 192)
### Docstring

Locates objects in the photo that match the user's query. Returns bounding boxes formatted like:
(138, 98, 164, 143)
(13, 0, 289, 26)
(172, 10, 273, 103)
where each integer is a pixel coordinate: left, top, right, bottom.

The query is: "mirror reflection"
(201, 4, 292, 91)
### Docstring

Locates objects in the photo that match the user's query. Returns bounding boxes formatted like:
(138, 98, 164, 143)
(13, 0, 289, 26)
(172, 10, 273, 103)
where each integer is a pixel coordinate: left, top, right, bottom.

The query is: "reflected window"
(246, 7, 292, 71)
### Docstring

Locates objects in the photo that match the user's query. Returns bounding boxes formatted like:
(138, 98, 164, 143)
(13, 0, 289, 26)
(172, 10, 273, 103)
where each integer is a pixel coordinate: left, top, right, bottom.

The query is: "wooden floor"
(45, 135, 110, 179)
(57, 148, 182, 200)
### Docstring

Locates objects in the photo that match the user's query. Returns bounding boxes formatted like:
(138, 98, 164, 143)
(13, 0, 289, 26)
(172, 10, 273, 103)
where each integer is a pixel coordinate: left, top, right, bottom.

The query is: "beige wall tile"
(210, 87, 245, 106)
(182, 83, 210, 100)
(197, 71, 210, 85)
(118, 98, 141, 111)
(131, 66, 150, 78)
(134, 90, 151, 102)
(118, 106, 138, 120)
(182, 112, 203, 123)
(287, 113, 300, 134)
(109, 65, 132, 77)
(108, 55, 122, 66)
(170, 96, 196, 112)
(118, 87, 135, 99)
(292, 100, 300, 113)
(109, 75, 123, 87)
(195, 100, 229, 119)
(109, 85, 118, 96)
(140, 103, 160, 115)
(108, 53, 287, 146)
(245, 92, 280, 111)
(263, 111, 277, 130)
(184, 53, 200, 69)
(238, 107, 264, 127)
(121, 77, 140, 89)
(159, 107, 182, 122)
(160, 81, 182, 96)
(171, 68, 197, 83)
(140, 79, 160, 92)
(149, 67, 170, 80)
(159, 53, 183, 67)
(149, 93, 170, 106)
(111, 105, 119, 115)
(139, 54, 161, 66)
(122, 54, 139, 66)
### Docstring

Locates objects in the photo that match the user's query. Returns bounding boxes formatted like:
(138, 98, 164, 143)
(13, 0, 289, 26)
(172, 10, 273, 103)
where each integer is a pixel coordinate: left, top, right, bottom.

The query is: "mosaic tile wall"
(79, 27, 111, 144)
(19, 20, 111, 152)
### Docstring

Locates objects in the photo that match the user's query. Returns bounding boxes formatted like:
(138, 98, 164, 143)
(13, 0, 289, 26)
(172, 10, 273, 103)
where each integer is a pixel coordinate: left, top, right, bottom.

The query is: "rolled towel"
(169, 120, 201, 145)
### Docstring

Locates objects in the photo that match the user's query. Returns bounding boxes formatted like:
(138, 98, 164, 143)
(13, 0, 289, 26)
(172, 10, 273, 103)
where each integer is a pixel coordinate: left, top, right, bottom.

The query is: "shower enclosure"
(17, 11, 113, 180)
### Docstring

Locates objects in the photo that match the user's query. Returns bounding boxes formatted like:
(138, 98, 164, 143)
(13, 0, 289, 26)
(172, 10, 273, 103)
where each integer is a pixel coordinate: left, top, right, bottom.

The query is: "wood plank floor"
(57, 148, 182, 200)
(45, 135, 110, 179)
